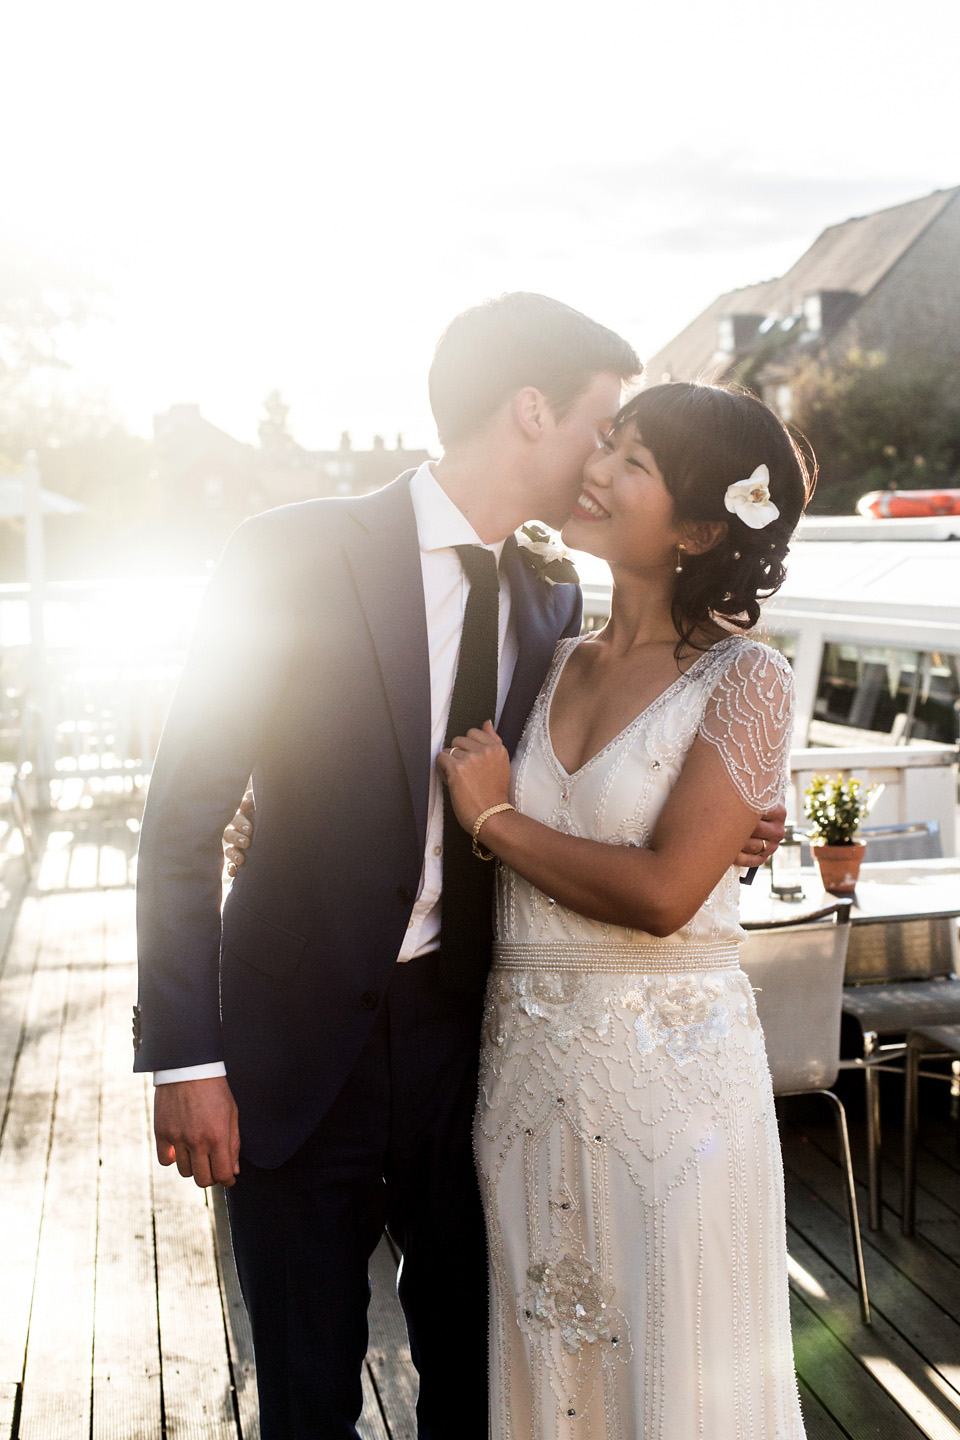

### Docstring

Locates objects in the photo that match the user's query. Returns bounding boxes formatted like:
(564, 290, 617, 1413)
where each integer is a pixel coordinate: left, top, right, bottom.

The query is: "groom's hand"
(154, 1076, 240, 1188)
(736, 801, 787, 869)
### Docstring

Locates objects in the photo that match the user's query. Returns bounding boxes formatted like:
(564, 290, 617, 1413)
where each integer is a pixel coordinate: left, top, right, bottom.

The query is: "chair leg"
(11, 778, 36, 877)
(822, 1088, 871, 1325)
(863, 1031, 883, 1230)
(901, 1036, 921, 1237)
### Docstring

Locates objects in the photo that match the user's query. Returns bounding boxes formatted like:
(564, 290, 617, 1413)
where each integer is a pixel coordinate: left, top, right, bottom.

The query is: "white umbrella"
(0, 475, 86, 519)
(2, 457, 86, 791)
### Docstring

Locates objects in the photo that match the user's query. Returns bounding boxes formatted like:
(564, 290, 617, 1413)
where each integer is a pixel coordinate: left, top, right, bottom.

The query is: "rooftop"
(645, 187, 960, 384)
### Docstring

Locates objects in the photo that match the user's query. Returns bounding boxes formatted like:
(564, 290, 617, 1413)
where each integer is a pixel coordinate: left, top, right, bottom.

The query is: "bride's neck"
(601, 566, 680, 654)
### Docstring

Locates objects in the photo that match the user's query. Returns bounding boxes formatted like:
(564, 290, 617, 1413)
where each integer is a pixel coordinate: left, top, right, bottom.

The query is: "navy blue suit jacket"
(135, 476, 582, 1167)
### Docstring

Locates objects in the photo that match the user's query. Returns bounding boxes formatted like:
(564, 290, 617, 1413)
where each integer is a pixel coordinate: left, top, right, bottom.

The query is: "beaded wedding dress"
(475, 634, 806, 1440)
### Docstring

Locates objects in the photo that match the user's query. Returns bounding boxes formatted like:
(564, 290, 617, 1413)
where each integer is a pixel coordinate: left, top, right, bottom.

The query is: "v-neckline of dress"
(543, 633, 741, 785)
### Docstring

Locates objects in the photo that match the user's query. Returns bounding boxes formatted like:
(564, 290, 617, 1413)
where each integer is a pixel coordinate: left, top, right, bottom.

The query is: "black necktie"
(440, 545, 500, 992)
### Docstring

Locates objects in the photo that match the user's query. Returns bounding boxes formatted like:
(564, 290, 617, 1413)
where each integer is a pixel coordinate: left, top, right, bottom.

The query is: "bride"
(437, 381, 811, 1439)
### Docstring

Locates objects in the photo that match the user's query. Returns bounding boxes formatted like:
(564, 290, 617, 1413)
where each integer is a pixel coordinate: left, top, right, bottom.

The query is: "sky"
(2, 0, 958, 453)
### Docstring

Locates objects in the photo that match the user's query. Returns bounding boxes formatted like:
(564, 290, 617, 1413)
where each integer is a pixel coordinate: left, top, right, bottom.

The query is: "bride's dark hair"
(612, 382, 815, 653)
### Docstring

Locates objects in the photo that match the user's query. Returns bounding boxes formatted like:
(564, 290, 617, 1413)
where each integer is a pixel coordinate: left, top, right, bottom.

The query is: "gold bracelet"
(471, 802, 516, 860)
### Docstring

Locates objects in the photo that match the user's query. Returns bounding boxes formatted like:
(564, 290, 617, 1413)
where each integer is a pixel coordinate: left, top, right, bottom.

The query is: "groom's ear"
(681, 520, 728, 556)
(513, 387, 550, 441)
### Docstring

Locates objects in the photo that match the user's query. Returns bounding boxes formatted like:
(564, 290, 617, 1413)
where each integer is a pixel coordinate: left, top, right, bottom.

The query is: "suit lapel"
(498, 535, 565, 754)
(342, 476, 431, 850)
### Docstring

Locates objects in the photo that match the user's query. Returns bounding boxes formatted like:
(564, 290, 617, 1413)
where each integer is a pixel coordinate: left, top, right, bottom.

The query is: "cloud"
(445, 155, 941, 258)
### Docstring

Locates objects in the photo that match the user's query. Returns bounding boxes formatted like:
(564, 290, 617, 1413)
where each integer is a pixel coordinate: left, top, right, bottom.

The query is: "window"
(811, 643, 960, 745)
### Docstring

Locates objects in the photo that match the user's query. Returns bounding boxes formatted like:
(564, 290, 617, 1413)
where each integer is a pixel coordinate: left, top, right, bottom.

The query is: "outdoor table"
(740, 857, 960, 937)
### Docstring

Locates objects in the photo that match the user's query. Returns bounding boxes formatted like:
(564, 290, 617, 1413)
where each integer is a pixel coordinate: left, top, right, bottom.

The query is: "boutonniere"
(516, 524, 579, 586)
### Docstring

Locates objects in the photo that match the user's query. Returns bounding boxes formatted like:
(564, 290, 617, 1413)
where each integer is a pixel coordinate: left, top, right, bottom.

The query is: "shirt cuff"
(153, 1061, 227, 1085)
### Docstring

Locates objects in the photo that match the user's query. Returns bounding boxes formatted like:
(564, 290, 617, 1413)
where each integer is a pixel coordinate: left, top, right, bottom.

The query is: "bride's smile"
(570, 486, 610, 520)
(563, 423, 689, 577)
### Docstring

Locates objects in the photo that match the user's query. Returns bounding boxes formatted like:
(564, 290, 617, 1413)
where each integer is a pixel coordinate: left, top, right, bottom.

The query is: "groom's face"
(534, 371, 623, 529)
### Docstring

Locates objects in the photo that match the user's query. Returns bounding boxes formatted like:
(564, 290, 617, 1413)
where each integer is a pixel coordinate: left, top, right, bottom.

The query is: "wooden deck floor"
(0, 803, 959, 1438)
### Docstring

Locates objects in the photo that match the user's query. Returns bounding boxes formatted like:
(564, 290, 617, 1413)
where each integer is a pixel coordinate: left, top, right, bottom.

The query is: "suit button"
(360, 991, 378, 1012)
(396, 886, 413, 905)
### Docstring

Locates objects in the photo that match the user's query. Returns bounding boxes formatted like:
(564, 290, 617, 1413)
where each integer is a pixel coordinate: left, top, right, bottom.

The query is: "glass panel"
(812, 643, 960, 744)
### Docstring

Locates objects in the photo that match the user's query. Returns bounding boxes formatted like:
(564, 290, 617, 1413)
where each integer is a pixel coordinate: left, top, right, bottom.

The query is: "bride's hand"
(223, 788, 255, 877)
(736, 801, 786, 870)
(437, 721, 511, 834)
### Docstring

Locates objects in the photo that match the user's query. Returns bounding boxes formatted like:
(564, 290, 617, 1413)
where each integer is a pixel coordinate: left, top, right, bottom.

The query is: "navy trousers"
(226, 952, 489, 1440)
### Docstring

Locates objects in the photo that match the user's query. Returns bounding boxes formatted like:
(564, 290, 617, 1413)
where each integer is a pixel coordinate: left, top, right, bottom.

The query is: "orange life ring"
(857, 489, 960, 518)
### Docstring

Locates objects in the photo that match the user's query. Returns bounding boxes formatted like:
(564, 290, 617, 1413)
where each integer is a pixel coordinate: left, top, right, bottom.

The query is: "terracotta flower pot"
(813, 841, 867, 895)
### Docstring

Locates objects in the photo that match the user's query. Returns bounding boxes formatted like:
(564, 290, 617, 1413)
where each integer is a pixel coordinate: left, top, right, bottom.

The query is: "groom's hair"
(429, 293, 640, 447)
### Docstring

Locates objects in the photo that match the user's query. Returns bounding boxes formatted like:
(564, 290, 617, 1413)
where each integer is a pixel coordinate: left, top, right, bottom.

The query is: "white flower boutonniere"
(517, 524, 579, 585)
(723, 464, 780, 530)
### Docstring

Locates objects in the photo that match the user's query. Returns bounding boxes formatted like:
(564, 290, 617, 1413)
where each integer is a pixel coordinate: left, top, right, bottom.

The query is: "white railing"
(789, 744, 959, 854)
(0, 579, 206, 797)
(1, 579, 957, 847)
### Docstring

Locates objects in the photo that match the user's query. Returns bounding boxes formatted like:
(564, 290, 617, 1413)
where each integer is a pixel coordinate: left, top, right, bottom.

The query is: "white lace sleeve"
(698, 643, 795, 813)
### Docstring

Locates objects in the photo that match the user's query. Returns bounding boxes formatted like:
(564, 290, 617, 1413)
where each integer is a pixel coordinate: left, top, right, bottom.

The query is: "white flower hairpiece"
(723, 464, 780, 530)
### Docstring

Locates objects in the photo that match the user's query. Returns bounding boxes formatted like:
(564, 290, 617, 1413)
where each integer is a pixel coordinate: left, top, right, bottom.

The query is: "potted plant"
(803, 772, 875, 894)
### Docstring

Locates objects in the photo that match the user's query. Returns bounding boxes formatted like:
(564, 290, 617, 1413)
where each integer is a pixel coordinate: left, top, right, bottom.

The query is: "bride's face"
(561, 423, 682, 571)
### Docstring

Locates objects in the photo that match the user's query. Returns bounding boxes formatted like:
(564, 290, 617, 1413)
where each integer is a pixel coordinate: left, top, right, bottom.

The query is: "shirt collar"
(409, 461, 507, 563)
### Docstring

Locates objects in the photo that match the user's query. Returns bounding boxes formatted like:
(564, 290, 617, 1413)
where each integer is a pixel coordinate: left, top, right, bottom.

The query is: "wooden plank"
(783, 1157, 960, 1381)
(18, 890, 104, 1438)
(0, 896, 66, 1387)
(0, 854, 29, 982)
(790, 1288, 928, 1440)
(918, 1120, 960, 1177)
(92, 887, 163, 1440)
(782, 1126, 960, 1328)
(0, 1382, 19, 1440)
(66, 841, 102, 890)
(211, 1185, 259, 1439)
(97, 842, 132, 889)
(35, 828, 74, 893)
(0, 892, 43, 1115)
(787, 1228, 960, 1439)
(153, 1162, 239, 1438)
(366, 1238, 417, 1440)
(843, 1132, 960, 1266)
(359, 1366, 391, 1440)
(799, 1375, 852, 1440)
(897, 1140, 960, 1253)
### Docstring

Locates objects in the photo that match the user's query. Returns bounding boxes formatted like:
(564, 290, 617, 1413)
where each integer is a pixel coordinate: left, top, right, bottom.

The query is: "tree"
(0, 246, 158, 577)
(0, 245, 99, 382)
(787, 349, 960, 514)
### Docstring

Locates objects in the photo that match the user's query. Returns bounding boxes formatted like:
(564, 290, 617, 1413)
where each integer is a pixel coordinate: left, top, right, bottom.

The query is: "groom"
(134, 294, 780, 1440)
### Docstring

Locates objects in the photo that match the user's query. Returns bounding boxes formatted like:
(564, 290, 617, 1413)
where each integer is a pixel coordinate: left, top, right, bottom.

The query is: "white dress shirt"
(155, 463, 518, 1084)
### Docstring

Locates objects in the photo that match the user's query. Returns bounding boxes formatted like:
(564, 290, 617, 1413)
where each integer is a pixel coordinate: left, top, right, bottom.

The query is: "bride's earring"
(675, 544, 685, 574)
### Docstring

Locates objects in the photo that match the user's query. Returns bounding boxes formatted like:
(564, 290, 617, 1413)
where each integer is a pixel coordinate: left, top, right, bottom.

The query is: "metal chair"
(0, 760, 37, 877)
(740, 902, 871, 1324)
(901, 1022, 960, 1236)
(837, 824, 959, 1230)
